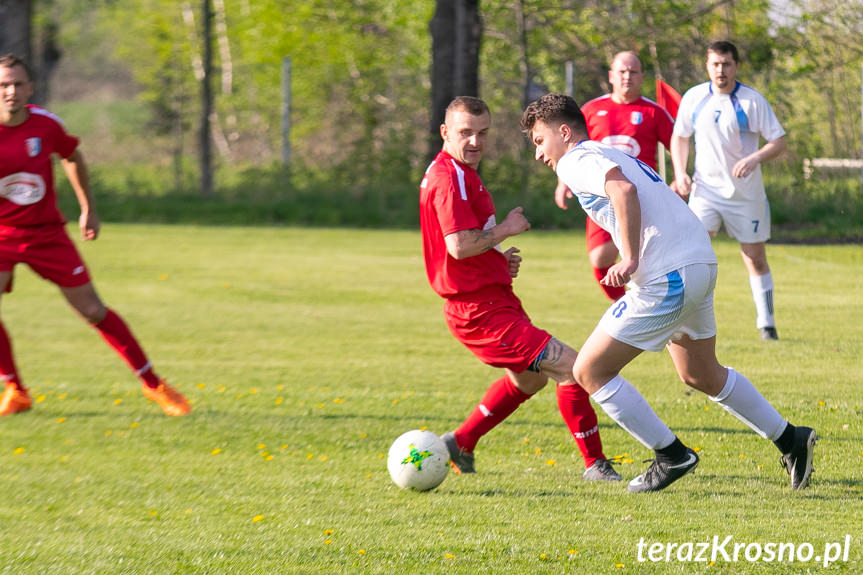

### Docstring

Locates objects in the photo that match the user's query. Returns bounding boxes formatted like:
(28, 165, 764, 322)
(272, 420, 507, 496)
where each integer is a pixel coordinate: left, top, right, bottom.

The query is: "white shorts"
(689, 192, 771, 243)
(598, 263, 718, 352)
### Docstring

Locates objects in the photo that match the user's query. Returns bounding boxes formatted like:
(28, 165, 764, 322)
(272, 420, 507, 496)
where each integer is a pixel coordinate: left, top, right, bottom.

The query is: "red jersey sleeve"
(432, 168, 480, 237)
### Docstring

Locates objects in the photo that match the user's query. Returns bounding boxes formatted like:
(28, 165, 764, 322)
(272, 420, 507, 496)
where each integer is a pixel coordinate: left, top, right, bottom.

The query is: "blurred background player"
(0, 54, 189, 416)
(554, 51, 675, 301)
(522, 93, 814, 493)
(419, 96, 619, 481)
(671, 41, 787, 340)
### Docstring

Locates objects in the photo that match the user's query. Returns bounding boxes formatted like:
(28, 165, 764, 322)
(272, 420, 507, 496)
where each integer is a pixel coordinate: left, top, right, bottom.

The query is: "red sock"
(0, 321, 23, 390)
(593, 266, 626, 301)
(92, 309, 160, 388)
(557, 383, 605, 468)
(454, 376, 531, 453)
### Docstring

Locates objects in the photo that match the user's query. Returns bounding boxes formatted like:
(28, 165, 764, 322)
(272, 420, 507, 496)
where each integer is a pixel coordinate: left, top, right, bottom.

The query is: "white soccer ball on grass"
(387, 429, 449, 491)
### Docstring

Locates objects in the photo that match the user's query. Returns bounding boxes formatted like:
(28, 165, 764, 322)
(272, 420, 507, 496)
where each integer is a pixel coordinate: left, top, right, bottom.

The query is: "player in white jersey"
(521, 93, 815, 493)
(671, 41, 787, 341)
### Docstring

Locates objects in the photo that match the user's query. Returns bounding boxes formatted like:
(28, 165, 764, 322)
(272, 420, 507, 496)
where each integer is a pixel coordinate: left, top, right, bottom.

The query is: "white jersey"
(557, 140, 716, 286)
(673, 81, 785, 200)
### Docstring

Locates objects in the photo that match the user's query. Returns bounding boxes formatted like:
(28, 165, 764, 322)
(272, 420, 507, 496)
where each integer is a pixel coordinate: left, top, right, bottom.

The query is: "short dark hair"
(707, 41, 739, 63)
(520, 93, 586, 137)
(0, 53, 33, 80)
(446, 96, 489, 119)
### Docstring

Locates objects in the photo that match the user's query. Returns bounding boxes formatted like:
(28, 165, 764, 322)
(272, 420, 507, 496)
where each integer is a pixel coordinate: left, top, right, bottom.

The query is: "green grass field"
(0, 225, 859, 574)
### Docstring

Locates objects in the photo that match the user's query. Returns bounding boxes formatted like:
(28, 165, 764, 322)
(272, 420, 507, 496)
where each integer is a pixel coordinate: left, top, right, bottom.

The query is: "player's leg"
(532, 337, 618, 479)
(60, 282, 190, 416)
(0, 270, 32, 415)
(443, 370, 539, 474)
(740, 241, 777, 339)
(668, 335, 815, 489)
(722, 196, 776, 339)
(586, 218, 625, 301)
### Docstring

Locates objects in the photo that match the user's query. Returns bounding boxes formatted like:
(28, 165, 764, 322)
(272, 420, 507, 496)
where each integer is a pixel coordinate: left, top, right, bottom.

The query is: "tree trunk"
(0, 0, 32, 62)
(428, 0, 481, 161)
(199, 0, 213, 197)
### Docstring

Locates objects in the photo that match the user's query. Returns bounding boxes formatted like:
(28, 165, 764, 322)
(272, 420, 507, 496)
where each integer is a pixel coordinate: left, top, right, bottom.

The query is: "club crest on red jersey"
(630, 112, 643, 125)
(25, 138, 42, 157)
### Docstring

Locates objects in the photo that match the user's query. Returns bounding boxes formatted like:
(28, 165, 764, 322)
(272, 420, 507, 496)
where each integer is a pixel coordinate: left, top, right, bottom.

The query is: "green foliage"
(0, 226, 860, 573)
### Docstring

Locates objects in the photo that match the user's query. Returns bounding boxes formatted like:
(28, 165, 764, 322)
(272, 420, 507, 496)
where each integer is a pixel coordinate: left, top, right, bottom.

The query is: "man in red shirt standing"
(420, 96, 618, 481)
(555, 52, 675, 301)
(0, 54, 189, 416)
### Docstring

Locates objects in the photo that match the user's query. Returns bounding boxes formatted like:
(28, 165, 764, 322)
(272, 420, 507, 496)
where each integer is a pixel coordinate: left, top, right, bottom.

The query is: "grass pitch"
(0, 224, 859, 574)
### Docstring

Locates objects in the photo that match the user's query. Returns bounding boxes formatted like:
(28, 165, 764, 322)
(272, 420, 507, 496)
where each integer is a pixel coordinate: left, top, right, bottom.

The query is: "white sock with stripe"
(749, 272, 775, 328)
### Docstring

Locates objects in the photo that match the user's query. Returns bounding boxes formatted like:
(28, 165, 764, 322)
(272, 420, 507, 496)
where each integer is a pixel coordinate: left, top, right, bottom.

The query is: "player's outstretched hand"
(554, 180, 574, 210)
(501, 206, 531, 237)
(80, 211, 100, 241)
(672, 173, 692, 201)
(504, 247, 522, 278)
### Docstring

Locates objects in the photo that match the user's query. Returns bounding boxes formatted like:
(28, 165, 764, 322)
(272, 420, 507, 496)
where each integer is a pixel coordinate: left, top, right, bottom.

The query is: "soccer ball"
(387, 429, 449, 491)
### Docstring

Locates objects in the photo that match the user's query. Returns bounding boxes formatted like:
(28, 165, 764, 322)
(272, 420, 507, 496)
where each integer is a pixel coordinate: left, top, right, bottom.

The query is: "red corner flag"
(655, 79, 682, 119)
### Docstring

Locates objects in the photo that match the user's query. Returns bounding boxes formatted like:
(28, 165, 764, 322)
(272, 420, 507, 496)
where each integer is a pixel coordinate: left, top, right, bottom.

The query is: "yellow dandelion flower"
(257, 444, 266, 450)
(692, 446, 701, 452)
(324, 529, 334, 535)
(392, 399, 399, 404)
(333, 398, 344, 404)
(13, 447, 24, 455)
(36, 394, 47, 403)
(275, 397, 284, 405)
(59, 455, 69, 462)
(360, 433, 367, 439)
(318, 455, 328, 462)
(818, 401, 825, 406)
(184, 509, 193, 514)
(58, 393, 67, 399)
(57, 417, 66, 423)
(704, 405, 710, 411)
(197, 383, 206, 389)
(420, 426, 427, 431)
(276, 384, 284, 391)
(568, 549, 577, 555)
(366, 473, 371, 479)
(615, 563, 624, 568)
(158, 274, 168, 281)
(150, 510, 158, 516)
(250, 388, 259, 394)
(306, 453, 314, 460)
(264, 455, 274, 461)
(358, 549, 366, 555)
(324, 539, 332, 545)
(105, 430, 113, 437)
(540, 553, 548, 559)
(546, 459, 556, 466)
(114, 398, 123, 405)
(252, 515, 264, 522)
(281, 444, 288, 450)
(377, 453, 384, 459)
(317, 403, 324, 409)
(211, 448, 222, 455)
(445, 554, 454, 559)
(739, 454, 745, 459)
(535, 447, 542, 455)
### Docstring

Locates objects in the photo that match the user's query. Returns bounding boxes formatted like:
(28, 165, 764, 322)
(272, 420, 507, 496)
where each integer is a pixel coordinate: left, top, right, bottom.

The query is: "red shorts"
(0, 224, 91, 292)
(444, 284, 552, 373)
(586, 217, 613, 252)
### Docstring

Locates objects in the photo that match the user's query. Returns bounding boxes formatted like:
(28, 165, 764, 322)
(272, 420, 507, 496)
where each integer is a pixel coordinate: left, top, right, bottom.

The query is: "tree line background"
(1, 0, 861, 235)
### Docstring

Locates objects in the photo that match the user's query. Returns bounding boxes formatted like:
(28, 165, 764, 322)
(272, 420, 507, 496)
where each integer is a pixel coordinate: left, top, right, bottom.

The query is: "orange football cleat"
(141, 380, 191, 416)
(0, 383, 32, 416)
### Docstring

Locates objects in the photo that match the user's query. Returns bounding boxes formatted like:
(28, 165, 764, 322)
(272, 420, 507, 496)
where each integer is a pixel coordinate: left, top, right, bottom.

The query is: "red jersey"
(580, 95, 673, 170)
(420, 150, 511, 298)
(0, 105, 79, 228)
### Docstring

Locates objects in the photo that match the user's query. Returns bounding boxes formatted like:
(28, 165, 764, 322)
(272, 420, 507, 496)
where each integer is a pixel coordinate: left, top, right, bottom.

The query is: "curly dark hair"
(520, 93, 586, 137)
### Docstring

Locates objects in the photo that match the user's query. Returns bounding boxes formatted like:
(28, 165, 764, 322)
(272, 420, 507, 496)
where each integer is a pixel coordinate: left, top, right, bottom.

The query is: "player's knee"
(79, 302, 108, 324)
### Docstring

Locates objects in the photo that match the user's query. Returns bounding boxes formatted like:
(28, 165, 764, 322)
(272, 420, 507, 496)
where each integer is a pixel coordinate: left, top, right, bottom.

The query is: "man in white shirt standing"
(671, 41, 787, 341)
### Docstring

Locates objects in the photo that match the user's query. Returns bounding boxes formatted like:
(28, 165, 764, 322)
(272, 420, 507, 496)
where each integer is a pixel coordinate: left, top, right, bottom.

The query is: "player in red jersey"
(0, 54, 189, 416)
(420, 96, 619, 481)
(554, 52, 675, 301)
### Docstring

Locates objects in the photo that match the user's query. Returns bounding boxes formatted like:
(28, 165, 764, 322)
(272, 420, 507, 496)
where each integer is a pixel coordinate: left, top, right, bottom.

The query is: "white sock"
(710, 367, 787, 440)
(591, 375, 676, 450)
(749, 272, 775, 329)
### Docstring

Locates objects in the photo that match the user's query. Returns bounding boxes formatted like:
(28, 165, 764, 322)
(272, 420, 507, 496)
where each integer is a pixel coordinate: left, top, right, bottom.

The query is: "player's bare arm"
(602, 168, 640, 287)
(732, 135, 787, 178)
(61, 149, 100, 241)
(670, 134, 692, 199)
(444, 206, 530, 260)
(554, 179, 573, 210)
